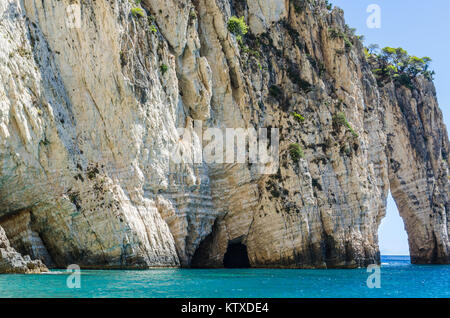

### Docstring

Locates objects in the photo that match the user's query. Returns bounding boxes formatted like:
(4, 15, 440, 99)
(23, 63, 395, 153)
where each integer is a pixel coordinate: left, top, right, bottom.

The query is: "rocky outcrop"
(0, 225, 48, 273)
(382, 78, 449, 264)
(0, 0, 447, 270)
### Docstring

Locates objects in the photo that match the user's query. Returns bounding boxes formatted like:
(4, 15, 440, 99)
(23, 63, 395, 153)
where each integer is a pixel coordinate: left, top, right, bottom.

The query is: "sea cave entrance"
(378, 192, 411, 260)
(223, 240, 250, 268)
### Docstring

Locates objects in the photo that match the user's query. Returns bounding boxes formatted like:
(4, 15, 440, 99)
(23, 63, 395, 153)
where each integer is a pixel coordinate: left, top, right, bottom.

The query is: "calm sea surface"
(0, 256, 448, 298)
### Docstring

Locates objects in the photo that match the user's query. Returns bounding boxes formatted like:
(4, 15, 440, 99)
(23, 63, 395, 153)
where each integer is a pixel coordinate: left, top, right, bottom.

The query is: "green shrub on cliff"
(329, 27, 354, 52)
(160, 64, 168, 74)
(370, 47, 435, 86)
(328, 28, 344, 40)
(149, 24, 157, 34)
(344, 38, 353, 51)
(131, 7, 145, 18)
(227, 16, 248, 42)
(292, 112, 305, 123)
(289, 143, 304, 162)
(333, 112, 359, 138)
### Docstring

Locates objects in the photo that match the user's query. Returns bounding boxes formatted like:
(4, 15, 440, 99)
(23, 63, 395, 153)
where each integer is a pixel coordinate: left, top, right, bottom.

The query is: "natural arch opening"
(378, 192, 411, 261)
(223, 241, 250, 268)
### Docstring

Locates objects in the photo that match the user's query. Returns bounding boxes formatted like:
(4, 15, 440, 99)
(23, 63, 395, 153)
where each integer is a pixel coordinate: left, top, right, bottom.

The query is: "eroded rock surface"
(0, 225, 48, 273)
(0, 0, 447, 270)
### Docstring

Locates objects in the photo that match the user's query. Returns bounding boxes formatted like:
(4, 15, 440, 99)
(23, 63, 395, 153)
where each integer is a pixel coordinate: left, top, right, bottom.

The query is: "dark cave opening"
(223, 242, 250, 268)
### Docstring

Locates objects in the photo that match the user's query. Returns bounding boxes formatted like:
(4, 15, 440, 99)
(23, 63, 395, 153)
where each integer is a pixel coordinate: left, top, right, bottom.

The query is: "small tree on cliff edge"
(379, 47, 435, 80)
(371, 46, 435, 87)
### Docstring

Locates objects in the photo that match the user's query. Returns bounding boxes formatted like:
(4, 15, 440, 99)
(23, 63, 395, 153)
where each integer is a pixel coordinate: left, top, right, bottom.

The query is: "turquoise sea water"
(0, 256, 448, 298)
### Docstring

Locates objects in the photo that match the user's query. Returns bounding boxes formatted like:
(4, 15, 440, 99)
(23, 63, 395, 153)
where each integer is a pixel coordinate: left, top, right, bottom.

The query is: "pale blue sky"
(332, 0, 450, 255)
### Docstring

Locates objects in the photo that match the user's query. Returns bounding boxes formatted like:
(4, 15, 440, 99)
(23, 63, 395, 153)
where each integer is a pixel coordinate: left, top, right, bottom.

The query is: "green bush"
(333, 112, 347, 126)
(160, 64, 168, 74)
(329, 28, 353, 52)
(227, 16, 248, 42)
(396, 73, 413, 89)
(328, 28, 344, 40)
(131, 7, 145, 18)
(371, 47, 435, 85)
(289, 143, 304, 162)
(333, 112, 359, 138)
(149, 24, 157, 34)
(344, 38, 353, 51)
(292, 112, 305, 123)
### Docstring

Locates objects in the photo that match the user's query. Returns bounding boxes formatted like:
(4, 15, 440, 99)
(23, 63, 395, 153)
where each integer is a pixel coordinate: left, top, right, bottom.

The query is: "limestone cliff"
(0, 225, 48, 273)
(0, 0, 447, 271)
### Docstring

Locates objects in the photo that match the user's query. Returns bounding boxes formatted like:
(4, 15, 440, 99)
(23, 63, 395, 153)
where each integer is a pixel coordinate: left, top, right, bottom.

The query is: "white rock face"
(0, 0, 447, 271)
(1, 0, 184, 268)
(142, 0, 191, 56)
(247, 0, 287, 35)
